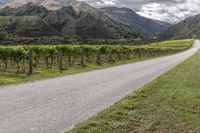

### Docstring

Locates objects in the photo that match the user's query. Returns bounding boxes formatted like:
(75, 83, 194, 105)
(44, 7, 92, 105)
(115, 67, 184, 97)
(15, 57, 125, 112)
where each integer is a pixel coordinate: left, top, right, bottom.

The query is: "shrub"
(0, 31, 8, 41)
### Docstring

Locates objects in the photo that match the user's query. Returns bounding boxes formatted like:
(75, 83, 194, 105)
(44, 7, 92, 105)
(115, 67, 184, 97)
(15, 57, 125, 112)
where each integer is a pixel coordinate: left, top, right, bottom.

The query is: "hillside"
(0, 2, 49, 16)
(161, 14, 200, 39)
(0, 1, 138, 39)
(101, 7, 171, 37)
(41, 0, 91, 11)
(6, 0, 89, 10)
(0, 0, 174, 39)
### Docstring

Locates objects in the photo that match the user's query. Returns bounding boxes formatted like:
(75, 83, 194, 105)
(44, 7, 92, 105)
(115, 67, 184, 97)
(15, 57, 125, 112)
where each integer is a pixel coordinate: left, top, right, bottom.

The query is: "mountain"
(0, 3, 57, 37)
(101, 7, 171, 37)
(161, 14, 200, 39)
(0, 1, 172, 38)
(0, 1, 138, 39)
(41, 0, 92, 11)
(4, 0, 43, 8)
(0, 2, 49, 16)
(4, 0, 88, 10)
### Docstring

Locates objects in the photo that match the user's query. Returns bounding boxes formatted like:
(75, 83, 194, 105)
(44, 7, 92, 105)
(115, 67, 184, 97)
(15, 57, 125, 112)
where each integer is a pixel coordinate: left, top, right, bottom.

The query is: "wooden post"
(127, 53, 130, 60)
(68, 56, 72, 65)
(109, 51, 113, 62)
(118, 53, 121, 60)
(58, 48, 63, 70)
(50, 55, 54, 68)
(28, 49, 33, 75)
(81, 49, 84, 67)
(96, 51, 101, 64)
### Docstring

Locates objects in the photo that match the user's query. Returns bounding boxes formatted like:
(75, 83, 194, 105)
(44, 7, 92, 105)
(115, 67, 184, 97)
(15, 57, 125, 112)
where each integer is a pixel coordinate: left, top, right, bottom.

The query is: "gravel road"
(0, 40, 199, 133)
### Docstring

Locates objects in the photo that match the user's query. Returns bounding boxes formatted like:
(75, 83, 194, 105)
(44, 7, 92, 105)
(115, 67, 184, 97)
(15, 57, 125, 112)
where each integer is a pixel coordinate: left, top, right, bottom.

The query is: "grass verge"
(69, 50, 200, 132)
(0, 56, 165, 87)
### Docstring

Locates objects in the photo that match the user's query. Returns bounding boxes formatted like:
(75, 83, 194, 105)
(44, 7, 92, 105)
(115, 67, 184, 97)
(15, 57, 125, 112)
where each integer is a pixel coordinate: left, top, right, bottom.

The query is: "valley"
(0, 0, 173, 45)
(0, 1, 139, 41)
(0, 0, 200, 133)
(162, 14, 200, 39)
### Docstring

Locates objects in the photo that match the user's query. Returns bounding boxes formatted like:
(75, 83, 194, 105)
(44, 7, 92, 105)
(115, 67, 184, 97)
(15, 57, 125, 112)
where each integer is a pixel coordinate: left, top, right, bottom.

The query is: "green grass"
(0, 56, 160, 87)
(69, 48, 200, 132)
(0, 39, 193, 87)
(147, 39, 193, 49)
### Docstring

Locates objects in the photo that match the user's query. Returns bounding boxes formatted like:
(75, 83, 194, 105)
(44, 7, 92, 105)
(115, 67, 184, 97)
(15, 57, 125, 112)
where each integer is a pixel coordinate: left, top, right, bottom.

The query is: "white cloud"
(136, 0, 200, 23)
(80, 0, 200, 23)
(81, 0, 117, 7)
(102, 0, 116, 6)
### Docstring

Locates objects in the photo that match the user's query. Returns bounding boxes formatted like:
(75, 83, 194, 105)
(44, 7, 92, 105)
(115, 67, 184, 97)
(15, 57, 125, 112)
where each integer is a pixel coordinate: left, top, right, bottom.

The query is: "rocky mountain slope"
(0, 1, 137, 39)
(101, 7, 171, 37)
(161, 14, 200, 39)
(4, 0, 42, 8)
(41, 0, 90, 11)
(5, 0, 92, 10)
(0, 2, 49, 16)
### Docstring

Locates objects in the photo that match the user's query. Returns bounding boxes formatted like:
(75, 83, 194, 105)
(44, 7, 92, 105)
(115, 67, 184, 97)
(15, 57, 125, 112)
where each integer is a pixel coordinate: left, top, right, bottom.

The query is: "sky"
(81, 0, 200, 24)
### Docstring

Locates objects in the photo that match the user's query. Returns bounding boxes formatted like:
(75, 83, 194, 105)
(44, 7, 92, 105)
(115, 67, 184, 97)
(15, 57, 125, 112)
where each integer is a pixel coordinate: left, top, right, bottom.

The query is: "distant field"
(0, 39, 193, 87)
(147, 39, 193, 48)
(69, 43, 200, 133)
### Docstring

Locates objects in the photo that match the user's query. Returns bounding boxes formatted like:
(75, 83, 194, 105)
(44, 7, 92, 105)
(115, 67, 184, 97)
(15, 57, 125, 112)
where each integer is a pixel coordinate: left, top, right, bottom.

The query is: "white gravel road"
(0, 40, 199, 133)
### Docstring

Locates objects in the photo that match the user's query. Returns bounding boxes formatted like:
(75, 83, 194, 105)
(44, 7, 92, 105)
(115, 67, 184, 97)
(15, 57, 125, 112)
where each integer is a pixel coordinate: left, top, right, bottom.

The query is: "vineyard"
(0, 39, 193, 75)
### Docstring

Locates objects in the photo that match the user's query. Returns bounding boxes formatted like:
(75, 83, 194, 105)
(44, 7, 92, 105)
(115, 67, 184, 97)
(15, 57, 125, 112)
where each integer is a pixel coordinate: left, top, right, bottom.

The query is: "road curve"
(0, 40, 199, 133)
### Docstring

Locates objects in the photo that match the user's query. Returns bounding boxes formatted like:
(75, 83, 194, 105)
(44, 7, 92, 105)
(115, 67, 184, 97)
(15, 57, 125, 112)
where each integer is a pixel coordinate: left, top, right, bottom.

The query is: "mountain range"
(161, 14, 200, 39)
(0, 0, 172, 39)
(0, 0, 138, 39)
(101, 7, 171, 37)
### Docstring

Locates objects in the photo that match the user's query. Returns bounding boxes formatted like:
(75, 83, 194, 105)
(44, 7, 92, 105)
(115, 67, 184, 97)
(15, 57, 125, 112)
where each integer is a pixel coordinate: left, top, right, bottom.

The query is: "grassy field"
(148, 39, 192, 49)
(69, 46, 200, 132)
(0, 39, 193, 87)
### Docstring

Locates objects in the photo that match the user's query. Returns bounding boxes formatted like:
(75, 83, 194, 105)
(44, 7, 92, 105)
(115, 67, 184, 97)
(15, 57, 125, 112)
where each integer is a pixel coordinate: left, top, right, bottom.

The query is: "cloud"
(81, 0, 117, 6)
(80, 0, 200, 23)
(136, 0, 200, 23)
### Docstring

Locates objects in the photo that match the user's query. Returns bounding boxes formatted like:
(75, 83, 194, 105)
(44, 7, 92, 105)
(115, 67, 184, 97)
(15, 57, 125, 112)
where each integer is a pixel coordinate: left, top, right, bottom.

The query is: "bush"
(0, 31, 8, 41)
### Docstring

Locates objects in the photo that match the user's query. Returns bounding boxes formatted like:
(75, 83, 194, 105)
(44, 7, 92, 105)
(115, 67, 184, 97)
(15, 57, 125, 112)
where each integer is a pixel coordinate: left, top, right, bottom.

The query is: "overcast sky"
(81, 0, 200, 24)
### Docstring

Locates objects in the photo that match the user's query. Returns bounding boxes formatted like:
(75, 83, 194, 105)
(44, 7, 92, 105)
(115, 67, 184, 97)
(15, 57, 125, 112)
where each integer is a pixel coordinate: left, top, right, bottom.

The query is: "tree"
(0, 24, 8, 41)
